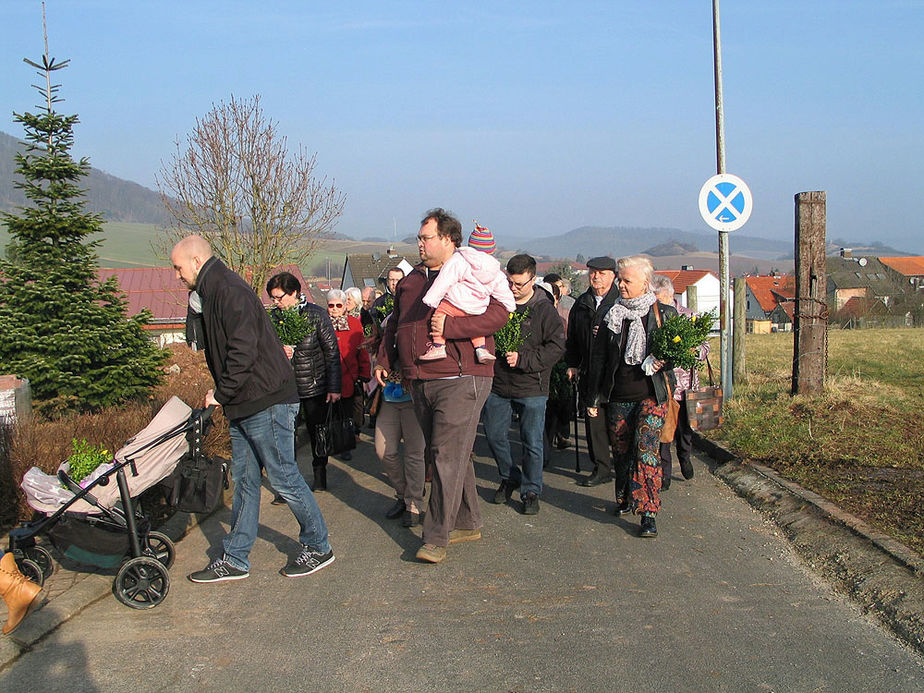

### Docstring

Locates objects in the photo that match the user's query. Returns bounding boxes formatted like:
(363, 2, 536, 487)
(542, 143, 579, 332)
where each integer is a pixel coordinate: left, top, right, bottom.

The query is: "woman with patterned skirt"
(585, 255, 677, 538)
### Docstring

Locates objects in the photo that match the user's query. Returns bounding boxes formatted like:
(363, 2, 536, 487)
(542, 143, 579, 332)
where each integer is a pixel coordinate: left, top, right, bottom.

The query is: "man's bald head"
(361, 286, 376, 309)
(170, 235, 213, 290)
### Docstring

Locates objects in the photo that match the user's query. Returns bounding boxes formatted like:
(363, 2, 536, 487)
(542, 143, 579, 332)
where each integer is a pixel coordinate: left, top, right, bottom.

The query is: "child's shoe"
(419, 343, 447, 361)
(475, 346, 497, 364)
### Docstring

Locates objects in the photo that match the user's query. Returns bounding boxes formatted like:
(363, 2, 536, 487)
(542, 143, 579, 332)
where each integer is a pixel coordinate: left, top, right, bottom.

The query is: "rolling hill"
(0, 130, 170, 225)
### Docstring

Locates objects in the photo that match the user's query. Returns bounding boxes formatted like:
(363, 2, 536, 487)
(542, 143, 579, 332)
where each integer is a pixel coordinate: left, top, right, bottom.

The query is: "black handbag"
(162, 454, 228, 513)
(685, 356, 724, 432)
(312, 402, 357, 458)
(160, 408, 228, 513)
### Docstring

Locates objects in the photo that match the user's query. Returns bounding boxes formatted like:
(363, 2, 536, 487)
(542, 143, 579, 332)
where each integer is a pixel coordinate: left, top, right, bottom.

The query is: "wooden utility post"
(733, 277, 746, 384)
(686, 285, 698, 314)
(792, 191, 828, 395)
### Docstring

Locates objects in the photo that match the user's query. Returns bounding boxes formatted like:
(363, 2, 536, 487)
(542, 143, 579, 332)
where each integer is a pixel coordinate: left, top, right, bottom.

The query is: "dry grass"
(708, 328, 924, 555)
(0, 343, 229, 530)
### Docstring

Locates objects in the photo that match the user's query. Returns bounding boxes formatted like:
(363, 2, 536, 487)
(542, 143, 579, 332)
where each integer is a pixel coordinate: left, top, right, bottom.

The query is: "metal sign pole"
(712, 0, 733, 400)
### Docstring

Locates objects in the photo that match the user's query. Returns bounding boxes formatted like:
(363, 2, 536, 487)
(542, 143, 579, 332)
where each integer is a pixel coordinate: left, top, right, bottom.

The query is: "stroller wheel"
(143, 531, 176, 570)
(24, 546, 54, 580)
(113, 557, 170, 610)
(17, 557, 44, 587)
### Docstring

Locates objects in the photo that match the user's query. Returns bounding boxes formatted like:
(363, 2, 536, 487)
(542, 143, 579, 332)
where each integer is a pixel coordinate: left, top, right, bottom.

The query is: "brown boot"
(1, 552, 43, 635)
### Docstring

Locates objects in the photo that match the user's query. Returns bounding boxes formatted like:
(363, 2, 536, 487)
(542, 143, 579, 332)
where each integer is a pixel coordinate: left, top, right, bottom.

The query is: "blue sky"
(2, 1, 923, 252)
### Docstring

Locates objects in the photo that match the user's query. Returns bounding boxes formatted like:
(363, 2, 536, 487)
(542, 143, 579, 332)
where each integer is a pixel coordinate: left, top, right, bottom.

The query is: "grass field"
(0, 223, 420, 276)
(1, 222, 165, 268)
(708, 328, 924, 556)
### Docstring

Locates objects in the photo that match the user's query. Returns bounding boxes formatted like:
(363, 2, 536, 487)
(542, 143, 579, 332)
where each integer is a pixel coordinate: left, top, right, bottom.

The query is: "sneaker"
(448, 528, 482, 545)
(415, 543, 447, 563)
(188, 557, 249, 583)
(282, 546, 335, 578)
(522, 492, 540, 515)
(491, 479, 517, 504)
(419, 343, 447, 361)
(639, 515, 658, 538)
(474, 346, 497, 364)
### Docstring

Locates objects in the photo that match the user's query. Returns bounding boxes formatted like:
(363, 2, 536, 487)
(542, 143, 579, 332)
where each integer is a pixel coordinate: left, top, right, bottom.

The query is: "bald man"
(171, 236, 334, 583)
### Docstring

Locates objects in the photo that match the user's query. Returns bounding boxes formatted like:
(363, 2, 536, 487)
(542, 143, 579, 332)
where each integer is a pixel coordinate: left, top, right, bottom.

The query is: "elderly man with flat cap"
(564, 256, 620, 486)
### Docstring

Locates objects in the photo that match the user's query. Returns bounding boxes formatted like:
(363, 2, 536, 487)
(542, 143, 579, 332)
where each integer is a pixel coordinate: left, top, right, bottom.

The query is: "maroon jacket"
(377, 263, 510, 381)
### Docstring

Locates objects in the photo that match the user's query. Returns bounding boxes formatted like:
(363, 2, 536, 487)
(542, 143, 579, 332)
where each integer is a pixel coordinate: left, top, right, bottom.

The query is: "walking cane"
(573, 376, 581, 474)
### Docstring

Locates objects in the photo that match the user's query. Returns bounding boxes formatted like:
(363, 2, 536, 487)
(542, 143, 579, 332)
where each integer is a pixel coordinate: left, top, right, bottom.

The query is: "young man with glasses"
(482, 254, 565, 515)
(375, 209, 511, 563)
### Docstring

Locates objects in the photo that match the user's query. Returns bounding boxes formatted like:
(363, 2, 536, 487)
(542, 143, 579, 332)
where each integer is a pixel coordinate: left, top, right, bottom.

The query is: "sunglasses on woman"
(328, 303, 343, 308)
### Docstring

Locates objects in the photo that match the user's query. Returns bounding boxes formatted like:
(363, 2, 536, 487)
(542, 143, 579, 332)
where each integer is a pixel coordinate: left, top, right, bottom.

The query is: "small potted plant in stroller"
(11, 397, 217, 610)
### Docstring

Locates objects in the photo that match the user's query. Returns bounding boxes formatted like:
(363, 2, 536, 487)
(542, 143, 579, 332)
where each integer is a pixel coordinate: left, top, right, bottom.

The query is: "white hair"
(327, 288, 346, 303)
(617, 255, 654, 289)
(650, 274, 674, 296)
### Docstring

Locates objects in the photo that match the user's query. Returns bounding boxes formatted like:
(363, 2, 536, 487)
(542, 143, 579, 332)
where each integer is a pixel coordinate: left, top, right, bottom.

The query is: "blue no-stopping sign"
(698, 173, 753, 232)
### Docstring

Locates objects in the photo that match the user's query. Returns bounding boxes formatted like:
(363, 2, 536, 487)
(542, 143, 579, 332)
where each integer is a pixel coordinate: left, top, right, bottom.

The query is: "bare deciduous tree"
(157, 94, 345, 293)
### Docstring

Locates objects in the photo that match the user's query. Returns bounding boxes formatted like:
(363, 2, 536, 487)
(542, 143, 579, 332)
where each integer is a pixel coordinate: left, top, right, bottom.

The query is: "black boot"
(640, 514, 658, 538)
(312, 464, 327, 492)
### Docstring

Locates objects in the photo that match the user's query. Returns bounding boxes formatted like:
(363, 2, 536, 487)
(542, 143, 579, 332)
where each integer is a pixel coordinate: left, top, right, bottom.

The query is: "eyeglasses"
(270, 293, 286, 303)
(508, 277, 534, 289)
(328, 303, 343, 308)
(416, 234, 438, 243)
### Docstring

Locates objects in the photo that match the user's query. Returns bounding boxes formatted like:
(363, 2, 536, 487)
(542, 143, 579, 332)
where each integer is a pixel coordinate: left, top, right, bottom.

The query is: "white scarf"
(603, 292, 657, 365)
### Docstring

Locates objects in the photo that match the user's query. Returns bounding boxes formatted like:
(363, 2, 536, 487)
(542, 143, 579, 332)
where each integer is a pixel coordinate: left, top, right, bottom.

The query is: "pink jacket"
(422, 246, 515, 315)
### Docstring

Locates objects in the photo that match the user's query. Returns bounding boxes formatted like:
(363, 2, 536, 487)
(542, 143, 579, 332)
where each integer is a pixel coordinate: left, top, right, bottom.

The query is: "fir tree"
(0, 25, 165, 416)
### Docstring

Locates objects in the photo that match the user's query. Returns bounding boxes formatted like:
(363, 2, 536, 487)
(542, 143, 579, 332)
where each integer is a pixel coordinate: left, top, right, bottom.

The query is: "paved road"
(3, 428, 924, 691)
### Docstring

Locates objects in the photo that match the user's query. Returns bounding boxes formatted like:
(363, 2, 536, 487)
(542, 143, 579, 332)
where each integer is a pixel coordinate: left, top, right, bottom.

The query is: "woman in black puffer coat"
(267, 272, 342, 492)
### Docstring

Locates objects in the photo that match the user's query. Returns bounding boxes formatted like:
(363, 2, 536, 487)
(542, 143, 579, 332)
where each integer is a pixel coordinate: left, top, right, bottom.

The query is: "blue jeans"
(482, 392, 548, 498)
(222, 402, 330, 571)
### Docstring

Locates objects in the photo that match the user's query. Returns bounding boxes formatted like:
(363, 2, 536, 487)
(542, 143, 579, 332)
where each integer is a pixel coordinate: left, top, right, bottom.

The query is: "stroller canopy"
(22, 396, 194, 514)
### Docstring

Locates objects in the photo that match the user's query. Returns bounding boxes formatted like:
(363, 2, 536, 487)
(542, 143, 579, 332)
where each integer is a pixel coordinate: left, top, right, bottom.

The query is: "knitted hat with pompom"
(468, 221, 496, 254)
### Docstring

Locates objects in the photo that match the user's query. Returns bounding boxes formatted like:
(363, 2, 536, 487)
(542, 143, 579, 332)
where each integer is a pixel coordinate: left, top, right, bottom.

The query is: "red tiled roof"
(879, 257, 924, 277)
(746, 275, 795, 313)
(98, 264, 309, 323)
(98, 267, 187, 323)
(656, 269, 718, 294)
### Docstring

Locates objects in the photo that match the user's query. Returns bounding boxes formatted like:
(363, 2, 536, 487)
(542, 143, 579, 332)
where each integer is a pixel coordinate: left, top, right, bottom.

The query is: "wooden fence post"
(686, 285, 698, 314)
(733, 277, 746, 384)
(792, 191, 828, 395)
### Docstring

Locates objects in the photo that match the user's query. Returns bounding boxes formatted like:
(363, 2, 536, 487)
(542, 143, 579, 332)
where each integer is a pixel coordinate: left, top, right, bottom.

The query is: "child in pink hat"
(420, 221, 514, 363)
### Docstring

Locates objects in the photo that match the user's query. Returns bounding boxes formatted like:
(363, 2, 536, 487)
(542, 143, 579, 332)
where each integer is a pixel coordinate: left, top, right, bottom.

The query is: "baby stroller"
(8, 396, 215, 610)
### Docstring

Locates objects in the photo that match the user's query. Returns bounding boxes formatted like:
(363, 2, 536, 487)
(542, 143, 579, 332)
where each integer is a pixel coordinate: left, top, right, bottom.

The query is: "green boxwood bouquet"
(67, 438, 111, 484)
(493, 309, 530, 355)
(651, 310, 716, 371)
(271, 307, 315, 345)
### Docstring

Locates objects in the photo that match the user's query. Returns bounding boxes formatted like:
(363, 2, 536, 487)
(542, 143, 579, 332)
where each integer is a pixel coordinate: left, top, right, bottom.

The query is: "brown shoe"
(415, 543, 447, 563)
(448, 528, 482, 544)
(1, 552, 43, 635)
